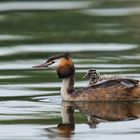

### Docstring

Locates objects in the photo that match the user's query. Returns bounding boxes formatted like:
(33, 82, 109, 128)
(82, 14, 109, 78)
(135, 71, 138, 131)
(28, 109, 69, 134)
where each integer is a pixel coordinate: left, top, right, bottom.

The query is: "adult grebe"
(33, 53, 140, 101)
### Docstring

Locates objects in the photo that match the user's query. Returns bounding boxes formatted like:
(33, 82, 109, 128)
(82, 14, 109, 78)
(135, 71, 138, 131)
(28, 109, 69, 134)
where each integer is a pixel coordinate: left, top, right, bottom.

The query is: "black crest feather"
(47, 52, 70, 62)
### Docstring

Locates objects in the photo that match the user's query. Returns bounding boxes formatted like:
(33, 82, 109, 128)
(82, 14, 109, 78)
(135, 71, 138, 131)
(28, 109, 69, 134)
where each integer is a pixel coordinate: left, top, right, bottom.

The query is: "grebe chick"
(83, 68, 100, 85)
(33, 53, 140, 101)
(84, 68, 121, 86)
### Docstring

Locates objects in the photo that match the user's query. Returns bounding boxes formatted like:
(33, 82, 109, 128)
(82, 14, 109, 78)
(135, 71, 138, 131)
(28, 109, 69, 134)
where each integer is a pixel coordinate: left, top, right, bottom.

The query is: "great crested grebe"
(33, 53, 140, 101)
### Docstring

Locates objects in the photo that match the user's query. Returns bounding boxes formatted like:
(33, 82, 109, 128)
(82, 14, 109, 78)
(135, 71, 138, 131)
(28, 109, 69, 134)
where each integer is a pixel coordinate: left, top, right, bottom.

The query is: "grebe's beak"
(32, 61, 52, 69)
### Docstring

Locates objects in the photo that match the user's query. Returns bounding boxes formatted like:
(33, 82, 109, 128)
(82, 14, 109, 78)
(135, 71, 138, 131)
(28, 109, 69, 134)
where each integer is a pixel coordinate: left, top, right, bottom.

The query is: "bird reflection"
(44, 105, 74, 139)
(44, 101, 140, 139)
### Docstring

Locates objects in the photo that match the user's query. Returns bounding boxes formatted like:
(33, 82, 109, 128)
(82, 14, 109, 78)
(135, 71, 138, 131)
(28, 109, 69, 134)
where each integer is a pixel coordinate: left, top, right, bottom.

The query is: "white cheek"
(48, 60, 60, 68)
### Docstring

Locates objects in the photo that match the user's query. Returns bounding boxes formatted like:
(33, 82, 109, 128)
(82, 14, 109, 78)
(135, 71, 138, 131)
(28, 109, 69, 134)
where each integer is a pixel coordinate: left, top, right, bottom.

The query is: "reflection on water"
(45, 103, 75, 139)
(45, 101, 140, 139)
(0, 0, 140, 139)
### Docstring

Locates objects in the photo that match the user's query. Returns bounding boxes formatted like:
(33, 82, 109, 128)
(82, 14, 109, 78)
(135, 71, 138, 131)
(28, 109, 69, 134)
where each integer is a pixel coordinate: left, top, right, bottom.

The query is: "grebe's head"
(33, 53, 75, 79)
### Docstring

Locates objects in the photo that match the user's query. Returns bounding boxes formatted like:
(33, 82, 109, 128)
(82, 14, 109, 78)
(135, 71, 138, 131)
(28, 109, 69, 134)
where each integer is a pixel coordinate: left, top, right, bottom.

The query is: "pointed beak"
(32, 61, 51, 69)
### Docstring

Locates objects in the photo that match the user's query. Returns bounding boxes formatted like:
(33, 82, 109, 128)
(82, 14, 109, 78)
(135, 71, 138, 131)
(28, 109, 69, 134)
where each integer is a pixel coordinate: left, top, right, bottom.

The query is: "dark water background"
(0, 0, 140, 140)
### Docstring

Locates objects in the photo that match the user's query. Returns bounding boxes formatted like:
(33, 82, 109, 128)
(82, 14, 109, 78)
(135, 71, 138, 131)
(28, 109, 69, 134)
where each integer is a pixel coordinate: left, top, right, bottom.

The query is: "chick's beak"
(32, 61, 51, 69)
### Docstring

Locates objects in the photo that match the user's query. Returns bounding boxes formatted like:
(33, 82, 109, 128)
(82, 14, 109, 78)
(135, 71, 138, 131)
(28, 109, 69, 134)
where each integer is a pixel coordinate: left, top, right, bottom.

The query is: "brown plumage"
(57, 57, 75, 79)
(45, 101, 140, 134)
(44, 104, 74, 138)
(33, 53, 140, 101)
(63, 101, 140, 122)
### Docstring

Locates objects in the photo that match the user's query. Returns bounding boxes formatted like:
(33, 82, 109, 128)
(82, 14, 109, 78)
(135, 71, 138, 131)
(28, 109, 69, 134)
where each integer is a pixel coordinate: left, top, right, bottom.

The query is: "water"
(0, 0, 140, 139)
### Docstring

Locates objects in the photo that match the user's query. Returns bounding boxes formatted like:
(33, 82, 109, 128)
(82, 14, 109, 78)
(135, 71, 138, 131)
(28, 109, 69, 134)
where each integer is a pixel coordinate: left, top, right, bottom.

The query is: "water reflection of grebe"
(33, 53, 140, 101)
(44, 101, 140, 139)
(44, 104, 75, 139)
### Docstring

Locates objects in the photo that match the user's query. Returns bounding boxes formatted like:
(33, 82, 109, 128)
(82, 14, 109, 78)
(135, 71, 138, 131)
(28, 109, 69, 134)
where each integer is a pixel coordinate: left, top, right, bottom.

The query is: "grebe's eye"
(52, 61, 55, 64)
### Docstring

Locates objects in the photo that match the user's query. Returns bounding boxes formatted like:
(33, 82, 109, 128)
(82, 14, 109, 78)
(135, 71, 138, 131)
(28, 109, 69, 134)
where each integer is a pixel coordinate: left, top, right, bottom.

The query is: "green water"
(0, 0, 140, 140)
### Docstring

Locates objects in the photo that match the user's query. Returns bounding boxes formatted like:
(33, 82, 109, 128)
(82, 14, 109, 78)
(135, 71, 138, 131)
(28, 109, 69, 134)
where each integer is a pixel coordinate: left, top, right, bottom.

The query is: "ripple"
(83, 7, 140, 16)
(0, 81, 87, 90)
(76, 64, 140, 68)
(97, 29, 126, 35)
(0, 89, 55, 97)
(0, 15, 5, 21)
(0, 35, 30, 41)
(0, 43, 137, 56)
(122, 55, 140, 60)
(0, 125, 44, 139)
(0, 75, 26, 79)
(0, 60, 139, 70)
(0, 1, 91, 12)
(0, 101, 60, 116)
(74, 59, 108, 63)
(77, 69, 135, 73)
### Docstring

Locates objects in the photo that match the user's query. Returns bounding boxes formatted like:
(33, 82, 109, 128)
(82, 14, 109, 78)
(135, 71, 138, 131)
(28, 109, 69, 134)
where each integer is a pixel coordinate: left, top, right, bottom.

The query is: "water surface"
(0, 0, 140, 140)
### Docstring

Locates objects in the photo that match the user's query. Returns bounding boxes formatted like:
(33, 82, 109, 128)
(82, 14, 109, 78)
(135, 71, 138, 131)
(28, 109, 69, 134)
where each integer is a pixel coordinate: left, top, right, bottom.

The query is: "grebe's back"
(69, 78, 140, 101)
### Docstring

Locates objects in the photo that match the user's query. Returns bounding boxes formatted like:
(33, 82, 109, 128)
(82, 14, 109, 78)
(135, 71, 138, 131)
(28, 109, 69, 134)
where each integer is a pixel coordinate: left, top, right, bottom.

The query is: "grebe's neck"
(61, 74, 74, 99)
